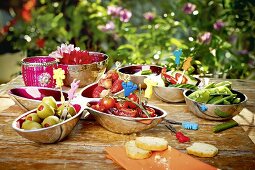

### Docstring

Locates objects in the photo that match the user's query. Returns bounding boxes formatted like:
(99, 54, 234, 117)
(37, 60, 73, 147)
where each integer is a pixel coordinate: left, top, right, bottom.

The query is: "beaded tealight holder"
(21, 56, 58, 87)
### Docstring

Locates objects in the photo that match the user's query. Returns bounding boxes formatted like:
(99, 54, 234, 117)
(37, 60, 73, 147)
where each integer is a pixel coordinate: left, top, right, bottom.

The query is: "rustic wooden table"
(0, 76, 255, 170)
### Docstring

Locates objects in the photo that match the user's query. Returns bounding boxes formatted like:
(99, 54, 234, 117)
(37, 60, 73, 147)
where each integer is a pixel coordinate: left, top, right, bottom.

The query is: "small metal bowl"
(154, 86, 185, 103)
(86, 102, 167, 134)
(8, 87, 68, 111)
(12, 104, 87, 143)
(59, 52, 109, 87)
(118, 65, 162, 88)
(183, 89, 248, 120)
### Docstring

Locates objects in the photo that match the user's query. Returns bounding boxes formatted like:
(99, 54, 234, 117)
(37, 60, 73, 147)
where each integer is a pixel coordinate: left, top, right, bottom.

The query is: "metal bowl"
(118, 65, 162, 88)
(154, 86, 185, 103)
(12, 104, 87, 143)
(183, 89, 248, 120)
(59, 52, 109, 87)
(8, 87, 68, 111)
(86, 102, 167, 134)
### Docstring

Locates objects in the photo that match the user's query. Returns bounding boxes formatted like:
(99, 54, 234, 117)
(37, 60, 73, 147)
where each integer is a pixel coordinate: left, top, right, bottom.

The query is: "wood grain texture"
(0, 76, 255, 170)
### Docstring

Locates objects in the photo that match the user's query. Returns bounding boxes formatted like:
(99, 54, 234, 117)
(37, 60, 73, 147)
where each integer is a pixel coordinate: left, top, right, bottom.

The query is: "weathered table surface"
(0, 76, 255, 170)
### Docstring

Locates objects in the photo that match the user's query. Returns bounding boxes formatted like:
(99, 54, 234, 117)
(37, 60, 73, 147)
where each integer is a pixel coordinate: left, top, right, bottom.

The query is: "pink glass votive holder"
(21, 56, 58, 88)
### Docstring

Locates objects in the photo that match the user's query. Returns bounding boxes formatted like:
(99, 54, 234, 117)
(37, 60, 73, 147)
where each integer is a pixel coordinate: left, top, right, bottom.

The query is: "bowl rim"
(8, 86, 68, 103)
(183, 89, 248, 106)
(117, 64, 163, 77)
(58, 51, 109, 66)
(154, 85, 184, 90)
(21, 56, 58, 66)
(12, 103, 84, 133)
(87, 102, 168, 121)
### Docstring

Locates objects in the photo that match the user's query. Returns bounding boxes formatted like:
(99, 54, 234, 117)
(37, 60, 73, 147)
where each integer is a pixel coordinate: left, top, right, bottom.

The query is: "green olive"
(37, 102, 55, 119)
(66, 114, 72, 119)
(22, 120, 42, 130)
(41, 116, 60, 128)
(57, 104, 76, 118)
(42, 96, 57, 110)
(25, 113, 42, 123)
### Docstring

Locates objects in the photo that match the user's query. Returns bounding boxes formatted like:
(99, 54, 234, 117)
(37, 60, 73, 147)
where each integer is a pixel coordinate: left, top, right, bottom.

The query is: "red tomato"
(100, 97, 116, 110)
(110, 79, 123, 93)
(127, 93, 139, 109)
(175, 73, 188, 84)
(92, 86, 105, 98)
(139, 112, 148, 118)
(146, 107, 157, 117)
(119, 108, 138, 117)
(91, 104, 105, 112)
(115, 102, 129, 109)
(106, 70, 119, 82)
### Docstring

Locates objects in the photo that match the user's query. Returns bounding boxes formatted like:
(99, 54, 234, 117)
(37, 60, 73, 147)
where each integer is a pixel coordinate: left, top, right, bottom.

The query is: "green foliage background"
(4, 0, 255, 79)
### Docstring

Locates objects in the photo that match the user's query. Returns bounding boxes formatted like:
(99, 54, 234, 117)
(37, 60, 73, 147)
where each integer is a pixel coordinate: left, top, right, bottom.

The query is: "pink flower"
(119, 9, 132, 22)
(198, 32, 212, 45)
(183, 3, 196, 14)
(49, 44, 80, 59)
(98, 21, 115, 32)
(213, 20, 225, 30)
(107, 6, 122, 17)
(143, 12, 155, 21)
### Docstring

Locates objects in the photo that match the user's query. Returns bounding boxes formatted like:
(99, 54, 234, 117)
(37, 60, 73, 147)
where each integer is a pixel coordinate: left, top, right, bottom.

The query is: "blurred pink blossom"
(198, 32, 212, 44)
(143, 12, 155, 21)
(213, 20, 225, 30)
(107, 6, 122, 17)
(238, 49, 248, 55)
(98, 21, 115, 32)
(183, 3, 196, 14)
(119, 9, 132, 22)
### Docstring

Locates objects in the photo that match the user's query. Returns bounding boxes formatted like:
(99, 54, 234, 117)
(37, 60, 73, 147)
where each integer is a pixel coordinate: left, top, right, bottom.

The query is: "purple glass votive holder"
(21, 56, 58, 88)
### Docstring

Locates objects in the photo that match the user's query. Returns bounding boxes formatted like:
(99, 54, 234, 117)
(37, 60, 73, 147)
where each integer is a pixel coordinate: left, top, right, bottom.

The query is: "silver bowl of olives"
(12, 97, 87, 143)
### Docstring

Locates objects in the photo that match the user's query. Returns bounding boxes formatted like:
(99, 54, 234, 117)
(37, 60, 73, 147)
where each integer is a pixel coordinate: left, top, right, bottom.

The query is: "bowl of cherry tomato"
(86, 93, 167, 134)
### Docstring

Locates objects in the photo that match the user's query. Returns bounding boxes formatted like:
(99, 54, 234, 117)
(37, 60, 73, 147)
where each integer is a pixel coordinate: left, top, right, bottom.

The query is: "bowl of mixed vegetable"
(153, 68, 201, 103)
(184, 81, 248, 120)
(86, 93, 167, 134)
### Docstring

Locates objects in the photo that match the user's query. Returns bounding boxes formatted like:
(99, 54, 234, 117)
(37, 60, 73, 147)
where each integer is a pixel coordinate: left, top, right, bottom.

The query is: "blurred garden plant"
(2, 0, 255, 79)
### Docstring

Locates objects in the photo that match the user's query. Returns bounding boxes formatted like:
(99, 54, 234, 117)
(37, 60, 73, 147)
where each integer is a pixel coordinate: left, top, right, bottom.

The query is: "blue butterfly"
(122, 81, 138, 97)
(173, 49, 182, 66)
